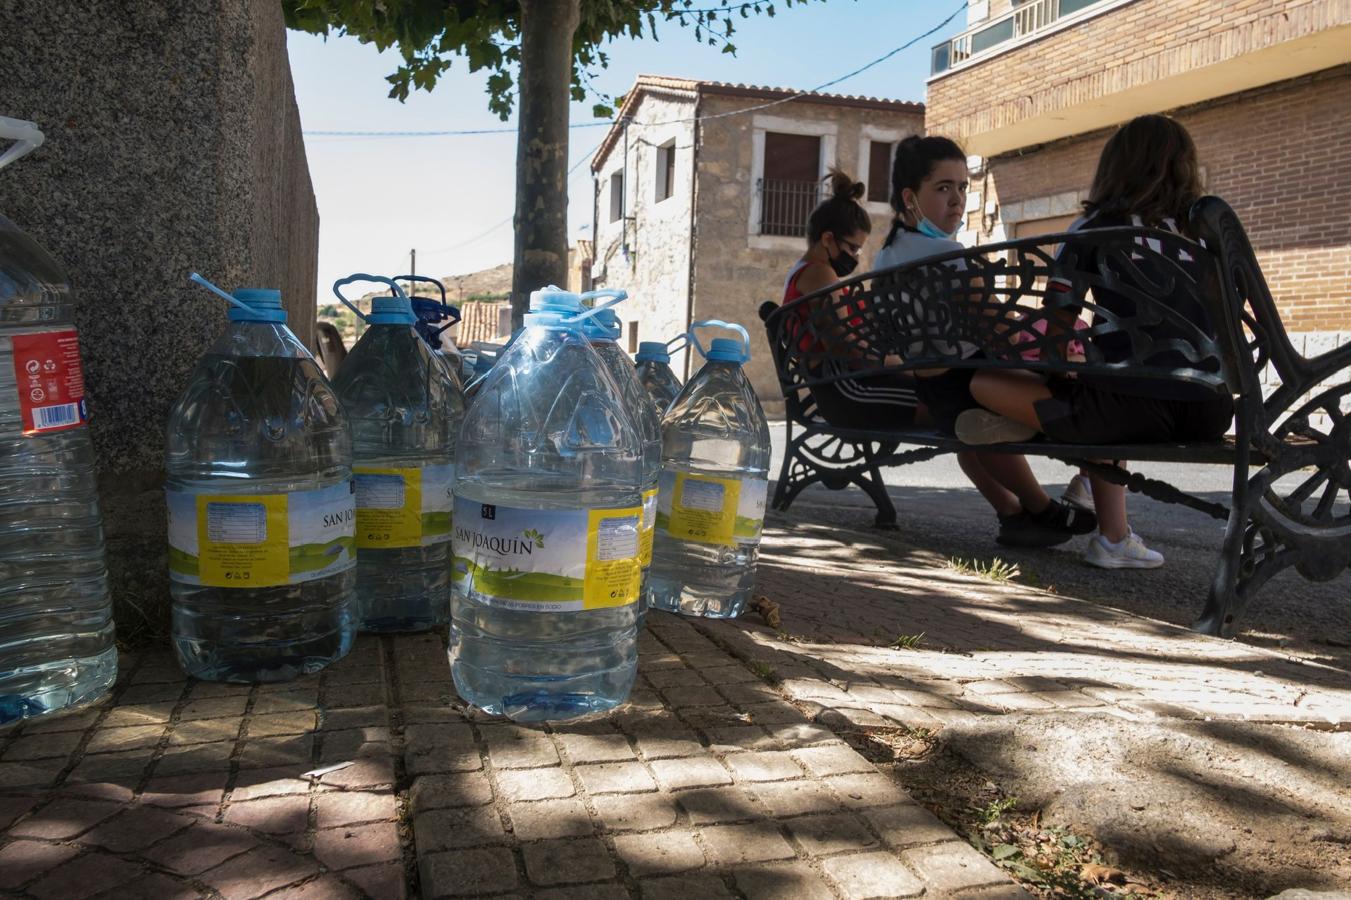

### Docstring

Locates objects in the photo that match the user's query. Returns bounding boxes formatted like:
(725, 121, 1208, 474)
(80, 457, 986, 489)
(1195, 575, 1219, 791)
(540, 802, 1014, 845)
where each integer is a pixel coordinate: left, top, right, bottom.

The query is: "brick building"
(926, 0, 1351, 343)
(590, 76, 924, 411)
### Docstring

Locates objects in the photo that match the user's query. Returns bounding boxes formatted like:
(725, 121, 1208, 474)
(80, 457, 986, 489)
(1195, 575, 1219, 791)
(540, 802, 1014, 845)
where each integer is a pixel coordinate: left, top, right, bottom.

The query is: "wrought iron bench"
(759, 197, 1351, 636)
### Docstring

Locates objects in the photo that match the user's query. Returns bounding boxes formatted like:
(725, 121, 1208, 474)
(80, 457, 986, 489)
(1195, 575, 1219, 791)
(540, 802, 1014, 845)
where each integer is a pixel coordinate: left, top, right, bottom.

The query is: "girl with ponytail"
(782, 169, 923, 429)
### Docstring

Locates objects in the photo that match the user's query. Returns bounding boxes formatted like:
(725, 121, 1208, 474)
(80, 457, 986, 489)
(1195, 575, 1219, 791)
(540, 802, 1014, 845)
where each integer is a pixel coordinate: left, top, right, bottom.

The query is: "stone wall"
(0, 0, 319, 631)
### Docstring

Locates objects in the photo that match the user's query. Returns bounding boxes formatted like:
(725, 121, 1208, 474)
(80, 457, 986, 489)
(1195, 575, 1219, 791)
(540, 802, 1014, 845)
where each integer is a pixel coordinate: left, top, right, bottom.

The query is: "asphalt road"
(764, 423, 1351, 664)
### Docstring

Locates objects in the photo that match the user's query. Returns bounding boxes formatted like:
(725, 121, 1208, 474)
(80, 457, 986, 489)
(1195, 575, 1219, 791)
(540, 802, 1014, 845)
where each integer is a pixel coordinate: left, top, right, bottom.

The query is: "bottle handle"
(0, 117, 44, 172)
(565, 288, 628, 326)
(395, 274, 448, 305)
(397, 274, 461, 337)
(687, 319, 751, 361)
(189, 272, 259, 315)
(665, 333, 690, 355)
(332, 273, 408, 324)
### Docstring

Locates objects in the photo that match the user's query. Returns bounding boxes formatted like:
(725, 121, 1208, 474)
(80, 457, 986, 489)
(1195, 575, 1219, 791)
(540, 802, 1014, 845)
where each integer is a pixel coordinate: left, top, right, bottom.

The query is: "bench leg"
(771, 420, 898, 529)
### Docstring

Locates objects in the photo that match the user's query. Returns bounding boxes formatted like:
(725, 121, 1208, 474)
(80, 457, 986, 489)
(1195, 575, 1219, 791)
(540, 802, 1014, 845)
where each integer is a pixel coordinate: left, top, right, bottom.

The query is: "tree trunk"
(511, 0, 581, 329)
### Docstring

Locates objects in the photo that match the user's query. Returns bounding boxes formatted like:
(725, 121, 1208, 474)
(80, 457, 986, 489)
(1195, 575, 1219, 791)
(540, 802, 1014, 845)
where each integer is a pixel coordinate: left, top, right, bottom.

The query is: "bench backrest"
(762, 196, 1278, 424)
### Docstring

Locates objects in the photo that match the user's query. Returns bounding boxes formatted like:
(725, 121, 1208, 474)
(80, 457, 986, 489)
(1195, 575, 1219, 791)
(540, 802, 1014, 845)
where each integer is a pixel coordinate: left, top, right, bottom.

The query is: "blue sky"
(289, 0, 967, 302)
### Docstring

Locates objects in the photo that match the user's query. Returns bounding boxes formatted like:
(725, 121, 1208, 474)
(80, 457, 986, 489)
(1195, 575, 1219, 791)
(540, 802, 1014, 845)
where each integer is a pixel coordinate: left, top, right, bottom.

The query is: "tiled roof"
(592, 74, 924, 170)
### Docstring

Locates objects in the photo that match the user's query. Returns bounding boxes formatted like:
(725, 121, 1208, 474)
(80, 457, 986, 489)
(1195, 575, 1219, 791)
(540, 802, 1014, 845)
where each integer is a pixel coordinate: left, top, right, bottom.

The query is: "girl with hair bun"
(873, 135, 1096, 548)
(782, 168, 923, 429)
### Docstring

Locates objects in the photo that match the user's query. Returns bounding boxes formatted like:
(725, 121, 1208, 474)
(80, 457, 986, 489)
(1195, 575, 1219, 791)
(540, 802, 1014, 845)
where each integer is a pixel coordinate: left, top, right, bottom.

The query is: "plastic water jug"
(634, 340, 683, 413)
(450, 286, 643, 721)
(0, 117, 116, 723)
(650, 321, 771, 619)
(579, 298, 661, 622)
(165, 274, 356, 682)
(399, 274, 465, 376)
(332, 275, 464, 633)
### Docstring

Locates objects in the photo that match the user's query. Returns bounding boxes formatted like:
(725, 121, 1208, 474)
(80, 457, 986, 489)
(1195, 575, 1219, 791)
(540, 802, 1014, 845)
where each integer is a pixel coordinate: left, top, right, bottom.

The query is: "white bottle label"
(451, 497, 642, 611)
(353, 462, 454, 549)
(656, 470, 768, 546)
(167, 481, 357, 588)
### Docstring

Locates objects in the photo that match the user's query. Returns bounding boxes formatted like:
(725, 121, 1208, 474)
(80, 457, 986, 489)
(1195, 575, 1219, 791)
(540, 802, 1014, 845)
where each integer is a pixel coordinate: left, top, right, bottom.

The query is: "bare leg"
(1090, 464, 1129, 542)
(958, 450, 1020, 517)
(969, 370, 1051, 429)
(978, 451, 1052, 515)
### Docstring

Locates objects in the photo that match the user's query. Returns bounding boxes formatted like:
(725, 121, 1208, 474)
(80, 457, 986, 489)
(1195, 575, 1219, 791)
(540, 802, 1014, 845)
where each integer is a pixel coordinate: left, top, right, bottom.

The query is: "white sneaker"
(1084, 529, 1164, 569)
(955, 409, 1038, 445)
(1062, 474, 1095, 513)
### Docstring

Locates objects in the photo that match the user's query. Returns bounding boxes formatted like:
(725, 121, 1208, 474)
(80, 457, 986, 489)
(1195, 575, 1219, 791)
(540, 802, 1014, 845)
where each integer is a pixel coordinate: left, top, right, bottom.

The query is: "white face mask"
(909, 201, 958, 241)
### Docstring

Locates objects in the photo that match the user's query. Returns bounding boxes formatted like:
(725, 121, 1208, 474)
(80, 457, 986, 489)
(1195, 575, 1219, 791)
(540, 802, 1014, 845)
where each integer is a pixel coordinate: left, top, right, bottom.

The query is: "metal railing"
(931, 0, 1108, 75)
(756, 178, 826, 237)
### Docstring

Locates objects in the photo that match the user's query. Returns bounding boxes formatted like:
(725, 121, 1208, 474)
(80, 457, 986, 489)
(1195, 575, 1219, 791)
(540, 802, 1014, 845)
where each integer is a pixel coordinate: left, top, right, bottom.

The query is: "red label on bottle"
(11, 329, 89, 435)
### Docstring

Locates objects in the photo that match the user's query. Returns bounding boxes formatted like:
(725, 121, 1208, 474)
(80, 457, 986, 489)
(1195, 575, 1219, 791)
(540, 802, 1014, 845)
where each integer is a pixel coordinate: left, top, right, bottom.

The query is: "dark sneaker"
(1033, 498, 1097, 535)
(996, 510, 1073, 548)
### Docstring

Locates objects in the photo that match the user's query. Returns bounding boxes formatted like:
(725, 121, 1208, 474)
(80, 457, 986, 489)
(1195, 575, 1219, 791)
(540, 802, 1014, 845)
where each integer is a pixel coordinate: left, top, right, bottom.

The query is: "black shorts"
(914, 366, 981, 433)
(1034, 378, 1234, 444)
(810, 371, 920, 430)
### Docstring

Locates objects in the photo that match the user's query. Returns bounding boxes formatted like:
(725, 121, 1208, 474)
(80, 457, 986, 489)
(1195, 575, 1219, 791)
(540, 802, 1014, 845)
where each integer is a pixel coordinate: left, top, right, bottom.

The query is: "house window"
(758, 132, 821, 237)
(609, 171, 624, 223)
(867, 140, 894, 203)
(627, 322, 639, 354)
(656, 142, 676, 203)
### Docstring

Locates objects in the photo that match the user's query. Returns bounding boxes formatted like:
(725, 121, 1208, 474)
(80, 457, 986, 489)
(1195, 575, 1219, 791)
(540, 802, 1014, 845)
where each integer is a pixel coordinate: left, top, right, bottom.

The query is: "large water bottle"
(0, 117, 116, 724)
(451, 286, 643, 722)
(650, 321, 771, 619)
(634, 340, 683, 413)
(165, 274, 356, 682)
(579, 299, 661, 622)
(332, 275, 464, 633)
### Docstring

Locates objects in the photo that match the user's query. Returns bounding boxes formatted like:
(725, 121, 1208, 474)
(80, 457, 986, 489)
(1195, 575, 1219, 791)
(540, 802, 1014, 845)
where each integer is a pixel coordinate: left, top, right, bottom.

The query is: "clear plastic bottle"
(634, 340, 683, 414)
(0, 117, 116, 724)
(650, 322, 771, 619)
(165, 275, 356, 682)
(581, 303, 662, 624)
(332, 275, 464, 633)
(451, 286, 643, 722)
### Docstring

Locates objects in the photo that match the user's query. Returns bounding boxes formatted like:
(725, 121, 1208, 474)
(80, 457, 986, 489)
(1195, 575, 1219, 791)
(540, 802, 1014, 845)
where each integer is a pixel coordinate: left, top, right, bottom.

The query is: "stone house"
(589, 76, 925, 412)
(926, 0, 1351, 354)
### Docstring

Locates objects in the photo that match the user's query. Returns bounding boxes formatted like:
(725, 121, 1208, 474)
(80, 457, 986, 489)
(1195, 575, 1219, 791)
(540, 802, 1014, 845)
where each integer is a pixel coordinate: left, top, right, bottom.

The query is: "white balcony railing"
(931, 0, 1112, 75)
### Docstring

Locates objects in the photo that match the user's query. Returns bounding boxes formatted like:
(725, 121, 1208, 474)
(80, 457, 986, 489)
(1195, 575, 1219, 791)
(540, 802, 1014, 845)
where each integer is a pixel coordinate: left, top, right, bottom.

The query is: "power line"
(301, 3, 964, 139)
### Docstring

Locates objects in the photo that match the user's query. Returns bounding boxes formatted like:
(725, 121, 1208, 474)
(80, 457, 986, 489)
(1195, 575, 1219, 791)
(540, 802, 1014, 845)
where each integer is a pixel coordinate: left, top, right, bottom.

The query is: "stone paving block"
(508, 798, 595, 840)
(345, 862, 407, 900)
(899, 840, 1011, 892)
(576, 760, 658, 794)
(745, 779, 843, 818)
(536, 885, 629, 900)
(703, 725, 779, 753)
(421, 847, 518, 897)
(190, 681, 253, 699)
(410, 773, 494, 810)
(2, 730, 82, 761)
(591, 792, 680, 832)
(633, 729, 705, 760)
(8, 798, 121, 840)
(661, 685, 728, 709)
(785, 812, 880, 856)
(719, 682, 788, 706)
(200, 843, 320, 900)
(103, 700, 177, 725)
(791, 744, 876, 778)
(315, 790, 397, 828)
(414, 804, 506, 853)
(85, 723, 165, 753)
(825, 773, 914, 809)
(325, 663, 385, 686)
(678, 786, 757, 825)
(699, 821, 797, 865)
(481, 724, 560, 769)
(230, 767, 312, 801)
(320, 727, 391, 762)
(700, 664, 763, 685)
(640, 874, 737, 900)
(250, 691, 319, 715)
(314, 821, 402, 870)
(156, 741, 235, 775)
(0, 840, 81, 891)
(765, 723, 839, 748)
(111, 872, 209, 900)
(734, 861, 837, 900)
(678, 706, 750, 729)
(79, 806, 193, 852)
(319, 705, 389, 731)
(613, 829, 706, 876)
(821, 851, 926, 898)
(142, 821, 260, 875)
(317, 755, 397, 790)
(497, 766, 576, 801)
(400, 678, 456, 703)
(276, 875, 363, 899)
(522, 836, 616, 885)
(0, 795, 37, 830)
(67, 748, 156, 783)
(325, 681, 388, 708)
(170, 718, 241, 746)
(724, 751, 805, 783)
(237, 734, 314, 769)
(26, 850, 145, 900)
(134, 768, 230, 810)
(957, 885, 1037, 899)
(644, 667, 707, 689)
(864, 803, 956, 848)
(743, 700, 810, 725)
(248, 711, 318, 737)
(557, 732, 636, 763)
(224, 793, 311, 834)
(178, 696, 248, 721)
(648, 756, 732, 791)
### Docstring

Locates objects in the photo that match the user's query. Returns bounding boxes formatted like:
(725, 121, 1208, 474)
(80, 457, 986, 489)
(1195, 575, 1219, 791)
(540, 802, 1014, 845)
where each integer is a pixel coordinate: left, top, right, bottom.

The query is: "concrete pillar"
(0, 0, 319, 636)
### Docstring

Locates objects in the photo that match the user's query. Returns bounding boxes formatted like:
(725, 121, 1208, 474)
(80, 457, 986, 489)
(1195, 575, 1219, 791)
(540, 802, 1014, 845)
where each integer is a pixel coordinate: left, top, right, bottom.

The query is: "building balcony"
(755, 178, 825, 238)
(931, 0, 1112, 77)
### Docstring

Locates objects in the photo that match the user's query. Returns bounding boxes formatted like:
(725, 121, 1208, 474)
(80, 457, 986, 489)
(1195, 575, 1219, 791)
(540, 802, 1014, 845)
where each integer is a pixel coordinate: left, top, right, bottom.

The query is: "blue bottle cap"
(227, 288, 287, 324)
(523, 285, 585, 328)
(367, 293, 416, 326)
(635, 341, 670, 364)
(581, 307, 622, 341)
(706, 337, 749, 363)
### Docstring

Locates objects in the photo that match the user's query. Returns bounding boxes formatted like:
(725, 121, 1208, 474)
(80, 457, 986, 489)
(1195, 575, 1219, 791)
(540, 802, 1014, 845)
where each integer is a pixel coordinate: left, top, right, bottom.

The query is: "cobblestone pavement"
(0, 610, 1027, 899)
